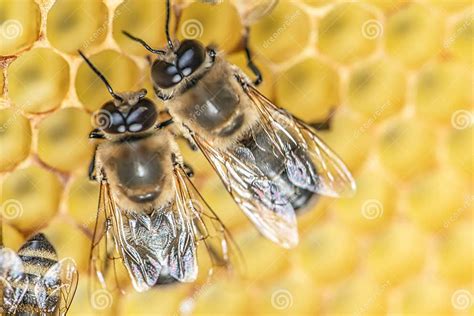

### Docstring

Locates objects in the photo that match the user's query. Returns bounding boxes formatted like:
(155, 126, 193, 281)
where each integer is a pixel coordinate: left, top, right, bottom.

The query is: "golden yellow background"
(0, 0, 473, 315)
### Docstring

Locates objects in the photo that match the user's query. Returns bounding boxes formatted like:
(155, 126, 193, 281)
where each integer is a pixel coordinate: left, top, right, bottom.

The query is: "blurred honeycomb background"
(0, 0, 473, 315)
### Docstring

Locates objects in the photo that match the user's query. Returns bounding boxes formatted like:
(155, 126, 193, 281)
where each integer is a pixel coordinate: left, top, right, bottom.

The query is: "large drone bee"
(124, 0, 356, 249)
(0, 233, 78, 315)
(79, 51, 236, 293)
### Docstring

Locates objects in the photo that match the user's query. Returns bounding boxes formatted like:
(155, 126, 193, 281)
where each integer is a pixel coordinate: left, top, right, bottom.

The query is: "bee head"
(150, 39, 210, 89)
(78, 50, 158, 135)
(98, 90, 158, 135)
(122, 0, 215, 94)
(121, 30, 216, 96)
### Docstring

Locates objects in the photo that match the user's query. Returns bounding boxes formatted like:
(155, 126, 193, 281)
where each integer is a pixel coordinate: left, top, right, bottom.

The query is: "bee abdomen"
(16, 292, 60, 314)
(12, 233, 60, 313)
(19, 234, 58, 277)
(17, 289, 41, 313)
(18, 233, 57, 261)
(17, 274, 60, 313)
(237, 127, 317, 213)
(20, 255, 57, 269)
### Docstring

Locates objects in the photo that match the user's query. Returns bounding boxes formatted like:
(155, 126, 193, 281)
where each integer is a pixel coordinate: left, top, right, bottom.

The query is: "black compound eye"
(98, 101, 126, 134)
(151, 60, 182, 89)
(126, 98, 157, 133)
(176, 40, 206, 77)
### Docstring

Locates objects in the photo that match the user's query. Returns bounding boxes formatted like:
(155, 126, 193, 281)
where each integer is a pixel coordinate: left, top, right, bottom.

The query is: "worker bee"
(123, 0, 356, 249)
(0, 233, 78, 315)
(79, 51, 236, 293)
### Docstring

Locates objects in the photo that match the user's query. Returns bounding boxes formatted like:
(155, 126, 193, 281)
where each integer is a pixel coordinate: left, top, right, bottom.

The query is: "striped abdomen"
(14, 233, 60, 314)
(237, 125, 317, 213)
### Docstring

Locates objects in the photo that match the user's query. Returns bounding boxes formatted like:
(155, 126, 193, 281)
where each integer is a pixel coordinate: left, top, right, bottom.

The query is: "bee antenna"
(121, 31, 166, 55)
(165, 0, 174, 51)
(78, 50, 124, 103)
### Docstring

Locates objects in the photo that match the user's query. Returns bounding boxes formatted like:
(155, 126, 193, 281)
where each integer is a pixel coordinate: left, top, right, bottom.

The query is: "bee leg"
(243, 26, 262, 86)
(88, 146, 98, 181)
(171, 149, 194, 178)
(185, 137, 198, 151)
(183, 163, 194, 178)
(172, 127, 198, 151)
(156, 118, 174, 129)
(89, 128, 105, 139)
(88, 129, 104, 181)
(309, 108, 336, 131)
(179, 125, 199, 151)
(311, 120, 331, 131)
(146, 55, 153, 66)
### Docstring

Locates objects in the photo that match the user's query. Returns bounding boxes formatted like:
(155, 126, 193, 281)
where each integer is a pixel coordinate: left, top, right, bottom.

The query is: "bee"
(123, 0, 356, 249)
(0, 233, 78, 315)
(79, 51, 237, 293)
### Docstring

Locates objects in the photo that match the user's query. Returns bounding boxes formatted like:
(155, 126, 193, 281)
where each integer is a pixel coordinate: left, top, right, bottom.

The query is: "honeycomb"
(0, 0, 473, 315)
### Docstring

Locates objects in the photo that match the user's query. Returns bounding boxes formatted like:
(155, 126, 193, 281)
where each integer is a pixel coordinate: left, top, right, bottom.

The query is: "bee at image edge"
(123, 0, 357, 249)
(0, 233, 78, 315)
(79, 51, 238, 293)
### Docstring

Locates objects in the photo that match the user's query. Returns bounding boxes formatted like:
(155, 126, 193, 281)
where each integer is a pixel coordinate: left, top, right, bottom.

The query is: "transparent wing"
(194, 134, 298, 249)
(117, 204, 198, 287)
(89, 182, 125, 296)
(173, 166, 242, 274)
(246, 84, 357, 198)
(0, 247, 29, 314)
(91, 181, 199, 293)
(34, 257, 78, 315)
(100, 182, 161, 292)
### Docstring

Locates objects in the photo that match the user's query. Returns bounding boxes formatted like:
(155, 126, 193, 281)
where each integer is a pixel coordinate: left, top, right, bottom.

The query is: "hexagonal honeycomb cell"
(2, 222, 24, 250)
(318, 3, 379, 64)
(0, 107, 31, 171)
(252, 271, 320, 314)
(318, 110, 371, 172)
(333, 166, 396, 232)
(178, 0, 242, 53)
(42, 217, 92, 272)
(75, 49, 141, 112)
(297, 221, 358, 285)
(446, 126, 474, 178)
(403, 168, 468, 232)
(325, 274, 388, 315)
(367, 222, 427, 285)
(436, 222, 473, 285)
(0, 0, 41, 56)
(275, 57, 339, 122)
(393, 278, 453, 315)
(8, 48, 70, 113)
(250, 1, 311, 64)
(66, 174, 99, 231)
(384, 3, 443, 67)
(1, 165, 62, 232)
(445, 12, 474, 66)
(415, 61, 472, 122)
(192, 279, 250, 315)
(1, 1, 472, 315)
(376, 117, 437, 179)
(37, 107, 93, 172)
(347, 57, 406, 119)
(47, 0, 109, 54)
